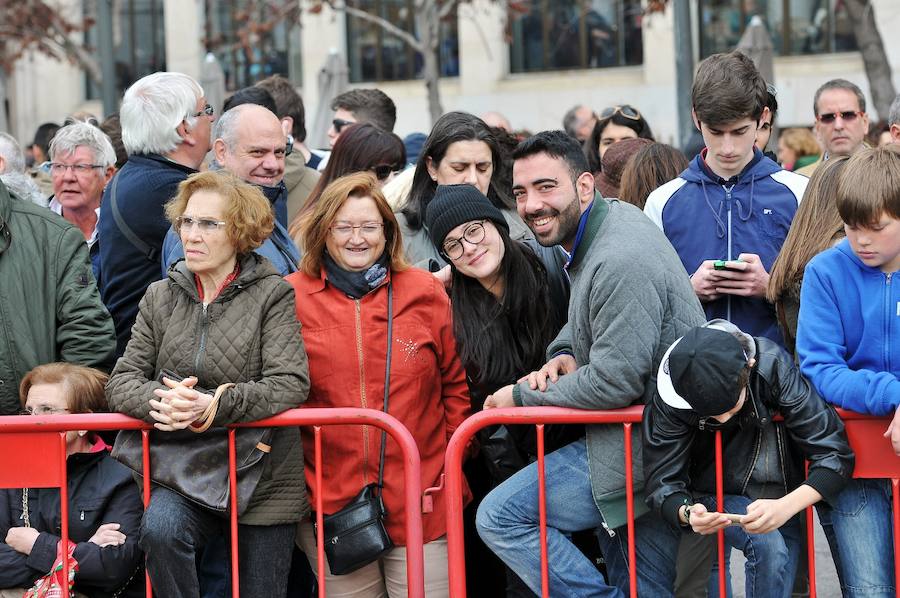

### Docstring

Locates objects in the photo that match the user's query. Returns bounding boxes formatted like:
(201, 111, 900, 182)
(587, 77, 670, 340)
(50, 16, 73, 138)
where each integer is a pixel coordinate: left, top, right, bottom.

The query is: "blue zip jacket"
(645, 149, 807, 346)
(161, 181, 299, 277)
(796, 239, 900, 416)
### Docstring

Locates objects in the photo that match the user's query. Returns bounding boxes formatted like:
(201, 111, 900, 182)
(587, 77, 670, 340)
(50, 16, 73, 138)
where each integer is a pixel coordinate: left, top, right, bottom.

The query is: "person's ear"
(213, 139, 228, 165)
(575, 171, 595, 203)
(891, 124, 900, 145)
(425, 156, 438, 182)
(691, 108, 701, 132)
(757, 107, 770, 127)
(280, 117, 293, 138)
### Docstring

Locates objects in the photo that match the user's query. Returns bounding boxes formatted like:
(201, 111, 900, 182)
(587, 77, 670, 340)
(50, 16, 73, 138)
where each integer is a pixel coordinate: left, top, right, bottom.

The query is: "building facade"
(7, 0, 900, 150)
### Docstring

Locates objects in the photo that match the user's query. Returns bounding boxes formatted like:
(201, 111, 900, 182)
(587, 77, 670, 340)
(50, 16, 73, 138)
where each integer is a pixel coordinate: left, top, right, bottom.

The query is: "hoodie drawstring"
(701, 179, 727, 239)
(735, 175, 755, 222)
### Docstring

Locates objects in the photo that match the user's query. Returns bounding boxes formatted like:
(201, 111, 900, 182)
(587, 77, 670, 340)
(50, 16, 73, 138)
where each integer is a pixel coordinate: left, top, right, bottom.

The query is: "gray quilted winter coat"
(106, 252, 310, 525)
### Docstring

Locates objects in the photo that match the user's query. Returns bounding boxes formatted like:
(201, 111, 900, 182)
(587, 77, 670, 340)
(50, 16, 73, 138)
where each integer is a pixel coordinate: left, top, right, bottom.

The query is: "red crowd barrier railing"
(0, 407, 426, 598)
(444, 406, 900, 598)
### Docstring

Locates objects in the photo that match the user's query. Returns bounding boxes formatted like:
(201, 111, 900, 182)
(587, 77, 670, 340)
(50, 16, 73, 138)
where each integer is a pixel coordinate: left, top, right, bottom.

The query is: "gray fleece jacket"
(514, 196, 705, 531)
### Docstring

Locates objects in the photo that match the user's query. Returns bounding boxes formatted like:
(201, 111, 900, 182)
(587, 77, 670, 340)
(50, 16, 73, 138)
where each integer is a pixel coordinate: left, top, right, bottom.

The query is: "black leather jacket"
(643, 337, 855, 529)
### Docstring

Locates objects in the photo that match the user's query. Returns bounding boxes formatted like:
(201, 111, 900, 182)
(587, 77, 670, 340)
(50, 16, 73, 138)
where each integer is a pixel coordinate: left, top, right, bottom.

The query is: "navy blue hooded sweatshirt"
(644, 148, 807, 346)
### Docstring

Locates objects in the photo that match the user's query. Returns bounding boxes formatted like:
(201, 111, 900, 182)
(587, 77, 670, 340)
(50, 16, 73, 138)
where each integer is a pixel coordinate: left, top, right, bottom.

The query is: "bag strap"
(108, 167, 159, 263)
(376, 283, 393, 493)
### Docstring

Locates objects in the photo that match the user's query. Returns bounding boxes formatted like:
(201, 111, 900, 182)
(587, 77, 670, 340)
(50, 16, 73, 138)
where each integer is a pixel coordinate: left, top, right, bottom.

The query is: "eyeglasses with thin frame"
(442, 221, 487, 260)
(330, 222, 384, 239)
(599, 105, 641, 121)
(192, 104, 215, 118)
(371, 164, 404, 181)
(816, 111, 862, 124)
(176, 216, 227, 234)
(332, 118, 354, 134)
(47, 162, 104, 176)
(20, 405, 70, 416)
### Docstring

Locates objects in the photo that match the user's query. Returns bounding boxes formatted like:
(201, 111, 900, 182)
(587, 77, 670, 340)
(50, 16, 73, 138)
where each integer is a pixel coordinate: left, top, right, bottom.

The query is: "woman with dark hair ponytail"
(425, 184, 579, 597)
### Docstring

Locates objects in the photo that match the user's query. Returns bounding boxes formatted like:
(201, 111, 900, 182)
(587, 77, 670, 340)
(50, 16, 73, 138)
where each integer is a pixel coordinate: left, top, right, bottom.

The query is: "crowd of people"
(0, 48, 899, 598)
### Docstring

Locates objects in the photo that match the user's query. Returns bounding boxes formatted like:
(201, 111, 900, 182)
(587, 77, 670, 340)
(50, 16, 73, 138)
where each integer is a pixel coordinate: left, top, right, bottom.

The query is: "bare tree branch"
(328, 1, 424, 52)
(438, 0, 461, 21)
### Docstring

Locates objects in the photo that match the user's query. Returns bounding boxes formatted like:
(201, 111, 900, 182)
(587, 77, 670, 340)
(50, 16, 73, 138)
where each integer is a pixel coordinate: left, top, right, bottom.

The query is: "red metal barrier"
(0, 407, 426, 598)
(444, 405, 900, 598)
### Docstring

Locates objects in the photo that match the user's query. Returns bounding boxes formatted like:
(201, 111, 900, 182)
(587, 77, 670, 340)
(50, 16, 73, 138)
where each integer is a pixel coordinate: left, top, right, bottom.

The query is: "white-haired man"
(0, 132, 46, 206)
(97, 71, 215, 357)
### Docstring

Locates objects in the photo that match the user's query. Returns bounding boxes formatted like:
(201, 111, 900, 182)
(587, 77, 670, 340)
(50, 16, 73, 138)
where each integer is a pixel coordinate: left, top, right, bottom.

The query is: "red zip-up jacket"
(286, 266, 471, 544)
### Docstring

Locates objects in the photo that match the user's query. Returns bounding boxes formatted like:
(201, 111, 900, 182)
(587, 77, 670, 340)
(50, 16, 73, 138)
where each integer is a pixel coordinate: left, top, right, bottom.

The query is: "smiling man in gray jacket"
(476, 131, 705, 596)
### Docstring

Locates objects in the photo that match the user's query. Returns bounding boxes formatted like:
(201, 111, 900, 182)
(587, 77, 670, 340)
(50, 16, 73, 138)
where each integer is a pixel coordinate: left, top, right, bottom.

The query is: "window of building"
(345, 0, 460, 83)
(508, 0, 643, 73)
(205, 0, 302, 91)
(699, 0, 858, 58)
(85, 0, 167, 100)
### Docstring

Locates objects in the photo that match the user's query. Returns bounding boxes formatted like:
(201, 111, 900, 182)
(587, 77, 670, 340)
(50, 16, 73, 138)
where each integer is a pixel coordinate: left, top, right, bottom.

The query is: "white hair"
(1, 172, 47, 207)
(120, 72, 204, 155)
(49, 123, 116, 168)
(0, 133, 26, 173)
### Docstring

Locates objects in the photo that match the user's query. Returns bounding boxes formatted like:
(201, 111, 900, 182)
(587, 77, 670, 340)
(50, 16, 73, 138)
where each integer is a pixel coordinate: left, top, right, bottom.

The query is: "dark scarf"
(324, 251, 390, 299)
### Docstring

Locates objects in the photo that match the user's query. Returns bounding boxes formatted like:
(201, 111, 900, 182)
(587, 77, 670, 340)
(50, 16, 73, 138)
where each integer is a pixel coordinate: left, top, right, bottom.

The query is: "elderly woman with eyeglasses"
(286, 172, 471, 597)
(0, 363, 144, 598)
(106, 171, 310, 598)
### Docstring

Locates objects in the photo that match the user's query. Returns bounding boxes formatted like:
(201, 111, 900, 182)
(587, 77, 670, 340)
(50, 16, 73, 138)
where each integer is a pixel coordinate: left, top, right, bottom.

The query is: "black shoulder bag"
(318, 283, 395, 575)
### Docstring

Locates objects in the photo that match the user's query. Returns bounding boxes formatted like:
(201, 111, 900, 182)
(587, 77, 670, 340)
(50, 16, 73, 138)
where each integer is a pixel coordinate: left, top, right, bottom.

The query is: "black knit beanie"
(425, 184, 509, 250)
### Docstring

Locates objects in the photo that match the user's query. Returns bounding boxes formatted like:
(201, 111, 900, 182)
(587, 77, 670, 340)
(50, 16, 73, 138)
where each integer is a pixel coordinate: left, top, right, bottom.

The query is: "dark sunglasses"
(599, 105, 641, 121)
(817, 111, 862, 124)
(332, 118, 354, 133)
(371, 164, 404, 180)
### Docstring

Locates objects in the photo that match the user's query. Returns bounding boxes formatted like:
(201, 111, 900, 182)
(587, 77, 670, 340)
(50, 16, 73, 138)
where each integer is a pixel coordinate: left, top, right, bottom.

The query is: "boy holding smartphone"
(796, 146, 900, 596)
(643, 319, 853, 597)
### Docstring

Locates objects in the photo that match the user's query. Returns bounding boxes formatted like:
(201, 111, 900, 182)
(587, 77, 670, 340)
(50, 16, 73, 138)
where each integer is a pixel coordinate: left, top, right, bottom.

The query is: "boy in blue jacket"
(645, 51, 807, 348)
(796, 146, 900, 596)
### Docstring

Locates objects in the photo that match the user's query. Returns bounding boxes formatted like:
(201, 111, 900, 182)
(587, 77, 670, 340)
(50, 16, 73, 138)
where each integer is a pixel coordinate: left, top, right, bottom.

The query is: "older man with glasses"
(797, 78, 870, 177)
(48, 123, 117, 280)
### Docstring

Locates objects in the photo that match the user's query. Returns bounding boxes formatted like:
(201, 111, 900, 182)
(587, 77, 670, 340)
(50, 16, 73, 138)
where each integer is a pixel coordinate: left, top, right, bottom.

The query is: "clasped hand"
(688, 497, 793, 536)
(149, 375, 213, 431)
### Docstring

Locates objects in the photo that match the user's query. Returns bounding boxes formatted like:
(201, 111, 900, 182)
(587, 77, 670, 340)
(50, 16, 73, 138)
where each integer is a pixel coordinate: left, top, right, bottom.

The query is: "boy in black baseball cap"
(642, 319, 854, 597)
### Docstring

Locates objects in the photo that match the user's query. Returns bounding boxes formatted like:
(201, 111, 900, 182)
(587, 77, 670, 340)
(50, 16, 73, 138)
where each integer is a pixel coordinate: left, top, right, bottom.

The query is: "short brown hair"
(692, 51, 767, 127)
(331, 89, 396, 132)
(298, 172, 408, 277)
(19, 363, 109, 413)
(256, 75, 307, 142)
(813, 79, 866, 117)
(165, 171, 274, 255)
(837, 146, 900, 227)
(618, 143, 688, 210)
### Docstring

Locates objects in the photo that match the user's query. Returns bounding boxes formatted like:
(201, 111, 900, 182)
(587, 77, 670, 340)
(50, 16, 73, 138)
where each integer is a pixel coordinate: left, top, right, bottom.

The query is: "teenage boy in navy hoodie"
(645, 51, 808, 348)
(796, 146, 900, 597)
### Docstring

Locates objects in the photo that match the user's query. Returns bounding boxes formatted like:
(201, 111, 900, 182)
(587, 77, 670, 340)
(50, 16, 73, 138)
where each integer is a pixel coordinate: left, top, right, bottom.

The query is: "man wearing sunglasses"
(319, 88, 397, 172)
(796, 79, 870, 177)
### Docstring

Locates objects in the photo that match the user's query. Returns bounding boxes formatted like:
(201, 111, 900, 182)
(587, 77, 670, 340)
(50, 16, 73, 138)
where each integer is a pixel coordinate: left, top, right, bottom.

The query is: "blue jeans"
(817, 478, 895, 597)
(476, 438, 677, 597)
(700, 495, 802, 598)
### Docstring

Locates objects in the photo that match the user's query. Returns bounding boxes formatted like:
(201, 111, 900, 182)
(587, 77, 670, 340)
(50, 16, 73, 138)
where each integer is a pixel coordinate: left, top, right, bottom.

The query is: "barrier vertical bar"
(715, 431, 726, 597)
(805, 460, 817, 598)
(59, 432, 70, 598)
(894, 478, 900, 592)
(623, 423, 637, 598)
(228, 429, 240, 597)
(315, 426, 325, 598)
(141, 430, 153, 598)
(536, 424, 549, 597)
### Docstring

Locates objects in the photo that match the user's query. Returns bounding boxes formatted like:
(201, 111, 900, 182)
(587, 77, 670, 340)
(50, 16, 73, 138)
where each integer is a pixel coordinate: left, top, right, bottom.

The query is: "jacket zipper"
(193, 303, 209, 379)
(354, 300, 370, 477)
(886, 273, 893, 372)
(724, 184, 735, 322)
(775, 424, 788, 495)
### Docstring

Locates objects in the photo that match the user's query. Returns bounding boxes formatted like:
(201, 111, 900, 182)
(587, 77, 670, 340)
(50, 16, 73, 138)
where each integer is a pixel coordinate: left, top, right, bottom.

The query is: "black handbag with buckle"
(318, 283, 395, 575)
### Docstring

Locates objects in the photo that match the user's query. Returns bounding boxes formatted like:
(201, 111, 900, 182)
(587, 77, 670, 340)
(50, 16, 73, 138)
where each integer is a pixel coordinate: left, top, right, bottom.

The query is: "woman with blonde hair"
(0, 363, 144, 598)
(286, 172, 470, 597)
(767, 156, 849, 355)
(777, 128, 821, 171)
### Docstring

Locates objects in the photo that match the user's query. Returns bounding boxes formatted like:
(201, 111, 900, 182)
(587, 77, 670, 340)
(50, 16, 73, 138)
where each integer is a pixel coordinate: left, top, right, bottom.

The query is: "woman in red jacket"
(286, 172, 471, 597)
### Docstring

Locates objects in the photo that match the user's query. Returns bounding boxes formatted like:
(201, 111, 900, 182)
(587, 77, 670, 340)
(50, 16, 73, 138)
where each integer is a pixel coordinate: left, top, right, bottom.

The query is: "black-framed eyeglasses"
(192, 104, 215, 118)
(47, 162, 104, 176)
(817, 111, 862, 124)
(176, 216, 227, 234)
(599, 105, 641, 121)
(371, 164, 404, 181)
(442, 221, 487, 260)
(332, 118, 354, 134)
